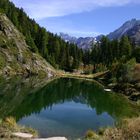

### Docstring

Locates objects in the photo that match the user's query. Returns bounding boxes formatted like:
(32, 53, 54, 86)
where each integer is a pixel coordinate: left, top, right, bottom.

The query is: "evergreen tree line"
(0, 0, 140, 72)
(0, 0, 83, 71)
(83, 36, 140, 72)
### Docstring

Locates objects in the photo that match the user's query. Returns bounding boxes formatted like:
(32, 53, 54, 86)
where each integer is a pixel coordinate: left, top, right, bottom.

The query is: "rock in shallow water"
(104, 89, 111, 92)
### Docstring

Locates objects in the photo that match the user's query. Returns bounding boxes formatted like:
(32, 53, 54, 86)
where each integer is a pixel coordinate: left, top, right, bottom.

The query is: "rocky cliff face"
(0, 13, 55, 77)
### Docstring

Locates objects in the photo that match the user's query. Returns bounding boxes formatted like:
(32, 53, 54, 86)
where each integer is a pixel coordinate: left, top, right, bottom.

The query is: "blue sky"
(10, 0, 140, 37)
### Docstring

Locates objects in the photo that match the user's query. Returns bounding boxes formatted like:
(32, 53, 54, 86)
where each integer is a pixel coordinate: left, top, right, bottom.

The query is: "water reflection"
(0, 77, 139, 138)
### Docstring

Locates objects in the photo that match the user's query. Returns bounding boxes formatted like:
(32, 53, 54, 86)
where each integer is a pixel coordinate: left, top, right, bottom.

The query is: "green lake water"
(0, 77, 139, 139)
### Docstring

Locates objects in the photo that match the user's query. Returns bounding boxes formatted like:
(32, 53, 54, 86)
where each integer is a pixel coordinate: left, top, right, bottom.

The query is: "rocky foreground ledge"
(34, 137, 67, 140)
(12, 132, 67, 140)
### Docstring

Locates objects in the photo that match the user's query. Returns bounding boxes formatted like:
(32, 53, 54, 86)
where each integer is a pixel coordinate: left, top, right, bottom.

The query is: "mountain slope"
(59, 33, 97, 49)
(0, 0, 83, 71)
(107, 19, 140, 45)
(0, 13, 55, 76)
(59, 33, 77, 43)
(60, 19, 140, 50)
(76, 37, 96, 49)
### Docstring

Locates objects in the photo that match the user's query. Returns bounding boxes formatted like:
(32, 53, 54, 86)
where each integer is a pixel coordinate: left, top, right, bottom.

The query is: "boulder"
(12, 132, 33, 138)
(33, 137, 67, 140)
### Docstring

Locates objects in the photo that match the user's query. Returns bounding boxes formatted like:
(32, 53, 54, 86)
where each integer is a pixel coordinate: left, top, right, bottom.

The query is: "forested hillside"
(0, 0, 140, 74)
(84, 36, 140, 70)
(0, 0, 83, 71)
(0, 13, 55, 76)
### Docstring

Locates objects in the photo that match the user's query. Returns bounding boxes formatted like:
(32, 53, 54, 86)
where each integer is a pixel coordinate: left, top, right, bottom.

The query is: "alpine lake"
(0, 76, 139, 139)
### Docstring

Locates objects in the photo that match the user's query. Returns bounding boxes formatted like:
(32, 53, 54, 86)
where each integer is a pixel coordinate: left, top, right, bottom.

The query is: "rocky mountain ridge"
(107, 19, 140, 45)
(59, 33, 97, 49)
(60, 19, 140, 49)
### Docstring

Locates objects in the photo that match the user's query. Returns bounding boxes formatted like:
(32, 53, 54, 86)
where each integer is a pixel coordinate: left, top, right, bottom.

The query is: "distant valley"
(60, 19, 140, 49)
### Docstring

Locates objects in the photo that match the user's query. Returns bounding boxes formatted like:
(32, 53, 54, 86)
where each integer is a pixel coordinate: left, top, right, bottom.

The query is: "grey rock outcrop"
(0, 13, 55, 77)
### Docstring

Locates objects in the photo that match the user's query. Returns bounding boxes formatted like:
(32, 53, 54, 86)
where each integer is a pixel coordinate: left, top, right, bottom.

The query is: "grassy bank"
(0, 117, 38, 139)
(57, 71, 109, 79)
(2, 116, 140, 140)
(95, 61, 140, 103)
(85, 117, 140, 140)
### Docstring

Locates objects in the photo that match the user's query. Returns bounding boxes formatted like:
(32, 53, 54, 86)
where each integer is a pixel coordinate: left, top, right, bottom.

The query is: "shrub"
(85, 130, 99, 139)
(111, 58, 136, 83)
(98, 128, 105, 135)
(0, 119, 2, 125)
(0, 116, 38, 139)
(3, 116, 16, 127)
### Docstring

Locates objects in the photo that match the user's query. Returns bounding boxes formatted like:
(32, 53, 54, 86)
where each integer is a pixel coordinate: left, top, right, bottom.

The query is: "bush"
(137, 100, 140, 105)
(132, 47, 140, 63)
(103, 117, 140, 140)
(0, 116, 38, 139)
(0, 119, 2, 125)
(111, 58, 136, 83)
(3, 116, 16, 127)
(85, 130, 99, 139)
(98, 128, 105, 135)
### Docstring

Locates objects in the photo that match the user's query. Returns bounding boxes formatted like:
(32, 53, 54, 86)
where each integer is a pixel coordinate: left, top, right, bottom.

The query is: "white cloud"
(38, 17, 101, 37)
(10, 0, 140, 19)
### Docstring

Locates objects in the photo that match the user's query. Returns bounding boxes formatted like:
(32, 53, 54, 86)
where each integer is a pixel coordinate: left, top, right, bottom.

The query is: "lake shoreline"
(0, 76, 139, 139)
(57, 70, 140, 104)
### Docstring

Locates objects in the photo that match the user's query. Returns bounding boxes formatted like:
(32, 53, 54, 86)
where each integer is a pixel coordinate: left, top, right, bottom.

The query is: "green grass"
(137, 100, 140, 105)
(0, 53, 6, 68)
(58, 71, 109, 79)
(84, 117, 140, 140)
(0, 117, 38, 139)
(85, 130, 99, 140)
(0, 36, 7, 48)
